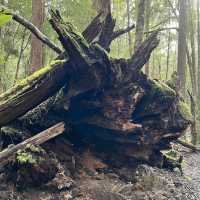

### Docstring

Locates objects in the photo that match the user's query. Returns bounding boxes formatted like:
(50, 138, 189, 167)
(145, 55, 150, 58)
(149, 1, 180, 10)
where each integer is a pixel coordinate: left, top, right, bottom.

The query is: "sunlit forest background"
(0, 0, 200, 143)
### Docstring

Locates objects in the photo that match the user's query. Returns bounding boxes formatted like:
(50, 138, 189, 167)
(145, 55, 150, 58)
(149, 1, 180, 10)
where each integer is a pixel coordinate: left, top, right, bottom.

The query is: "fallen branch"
(0, 122, 66, 167)
(0, 5, 62, 54)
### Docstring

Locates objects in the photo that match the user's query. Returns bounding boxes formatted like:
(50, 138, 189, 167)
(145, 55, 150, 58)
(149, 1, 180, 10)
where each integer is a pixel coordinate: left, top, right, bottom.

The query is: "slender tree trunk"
(166, 5, 171, 80)
(197, 0, 200, 99)
(126, 0, 132, 56)
(144, 0, 150, 75)
(14, 28, 27, 83)
(134, 0, 145, 52)
(177, 0, 187, 96)
(30, 0, 44, 74)
(188, 0, 197, 98)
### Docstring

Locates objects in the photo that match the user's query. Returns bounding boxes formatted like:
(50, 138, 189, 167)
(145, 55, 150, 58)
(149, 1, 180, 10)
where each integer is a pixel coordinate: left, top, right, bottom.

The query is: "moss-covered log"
(0, 60, 68, 126)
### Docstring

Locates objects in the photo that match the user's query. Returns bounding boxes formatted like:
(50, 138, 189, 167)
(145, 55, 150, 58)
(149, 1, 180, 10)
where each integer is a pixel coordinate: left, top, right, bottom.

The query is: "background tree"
(144, 0, 151, 75)
(134, 0, 145, 51)
(30, 0, 44, 74)
(177, 0, 187, 97)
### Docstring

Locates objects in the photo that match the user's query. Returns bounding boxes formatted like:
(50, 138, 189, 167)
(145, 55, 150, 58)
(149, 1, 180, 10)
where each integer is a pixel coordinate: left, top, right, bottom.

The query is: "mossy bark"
(0, 60, 68, 126)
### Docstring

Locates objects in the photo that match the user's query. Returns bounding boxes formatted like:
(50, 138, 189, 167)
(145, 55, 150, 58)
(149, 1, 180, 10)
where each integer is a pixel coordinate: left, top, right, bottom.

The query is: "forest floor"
(0, 139, 199, 200)
(181, 147, 200, 199)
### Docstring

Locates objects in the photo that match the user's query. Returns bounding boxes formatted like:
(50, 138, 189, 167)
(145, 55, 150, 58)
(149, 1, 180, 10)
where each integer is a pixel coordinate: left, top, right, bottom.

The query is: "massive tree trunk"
(30, 0, 44, 74)
(0, 10, 191, 163)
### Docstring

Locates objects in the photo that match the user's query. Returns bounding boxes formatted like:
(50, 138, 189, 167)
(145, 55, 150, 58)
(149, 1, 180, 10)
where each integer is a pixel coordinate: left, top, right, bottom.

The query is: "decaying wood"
(128, 31, 159, 71)
(0, 60, 68, 126)
(88, 12, 135, 50)
(0, 9, 191, 163)
(98, 13, 116, 50)
(82, 12, 103, 43)
(0, 122, 65, 167)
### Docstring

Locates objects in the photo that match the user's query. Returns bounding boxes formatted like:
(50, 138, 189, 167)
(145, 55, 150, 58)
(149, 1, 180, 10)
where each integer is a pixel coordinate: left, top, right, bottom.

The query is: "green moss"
(151, 80, 176, 97)
(162, 149, 182, 170)
(16, 145, 45, 165)
(16, 151, 37, 165)
(164, 149, 178, 160)
(18, 59, 66, 85)
(178, 101, 193, 120)
(0, 59, 66, 104)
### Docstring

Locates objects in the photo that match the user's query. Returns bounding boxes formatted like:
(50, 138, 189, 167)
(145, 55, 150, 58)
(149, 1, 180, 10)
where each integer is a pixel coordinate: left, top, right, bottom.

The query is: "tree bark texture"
(177, 0, 187, 96)
(30, 0, 44, 74)
(134, 0, 145, 52)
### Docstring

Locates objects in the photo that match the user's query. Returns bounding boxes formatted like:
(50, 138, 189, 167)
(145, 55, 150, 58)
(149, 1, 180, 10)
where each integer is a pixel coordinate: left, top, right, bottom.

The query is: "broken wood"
(0, 122, 65, 167)
(82, 12, 103, 43)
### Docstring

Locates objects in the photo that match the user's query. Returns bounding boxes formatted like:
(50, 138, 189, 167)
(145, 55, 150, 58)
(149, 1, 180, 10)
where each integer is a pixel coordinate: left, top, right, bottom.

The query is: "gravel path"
(183, 150, 200, 197)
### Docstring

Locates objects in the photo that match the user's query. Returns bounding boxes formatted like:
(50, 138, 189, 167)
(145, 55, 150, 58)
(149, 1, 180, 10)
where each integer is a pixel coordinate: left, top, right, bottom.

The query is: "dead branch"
(0, 5, 62, 54)
(82, 12, 103, 43)
(0, 122, 66, 167)
(128, 31, 160, 71)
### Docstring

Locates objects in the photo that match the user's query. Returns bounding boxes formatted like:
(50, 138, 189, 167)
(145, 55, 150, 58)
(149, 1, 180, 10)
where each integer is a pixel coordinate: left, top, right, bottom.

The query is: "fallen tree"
(0, 8, 191, 164)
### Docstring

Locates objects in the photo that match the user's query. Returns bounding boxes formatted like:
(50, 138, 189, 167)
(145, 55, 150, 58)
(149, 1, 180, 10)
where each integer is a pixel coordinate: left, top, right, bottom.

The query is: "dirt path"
(182, 150, 200, 197)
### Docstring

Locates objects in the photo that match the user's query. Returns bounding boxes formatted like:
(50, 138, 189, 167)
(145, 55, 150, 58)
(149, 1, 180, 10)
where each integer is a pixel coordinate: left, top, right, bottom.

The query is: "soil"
(0, 139, 199, 200)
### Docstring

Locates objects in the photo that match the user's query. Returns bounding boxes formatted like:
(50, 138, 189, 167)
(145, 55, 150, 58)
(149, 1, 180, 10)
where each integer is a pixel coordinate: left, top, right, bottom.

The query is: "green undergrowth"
(163, 149, 178, 160)
(16, 144, 45, 165)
